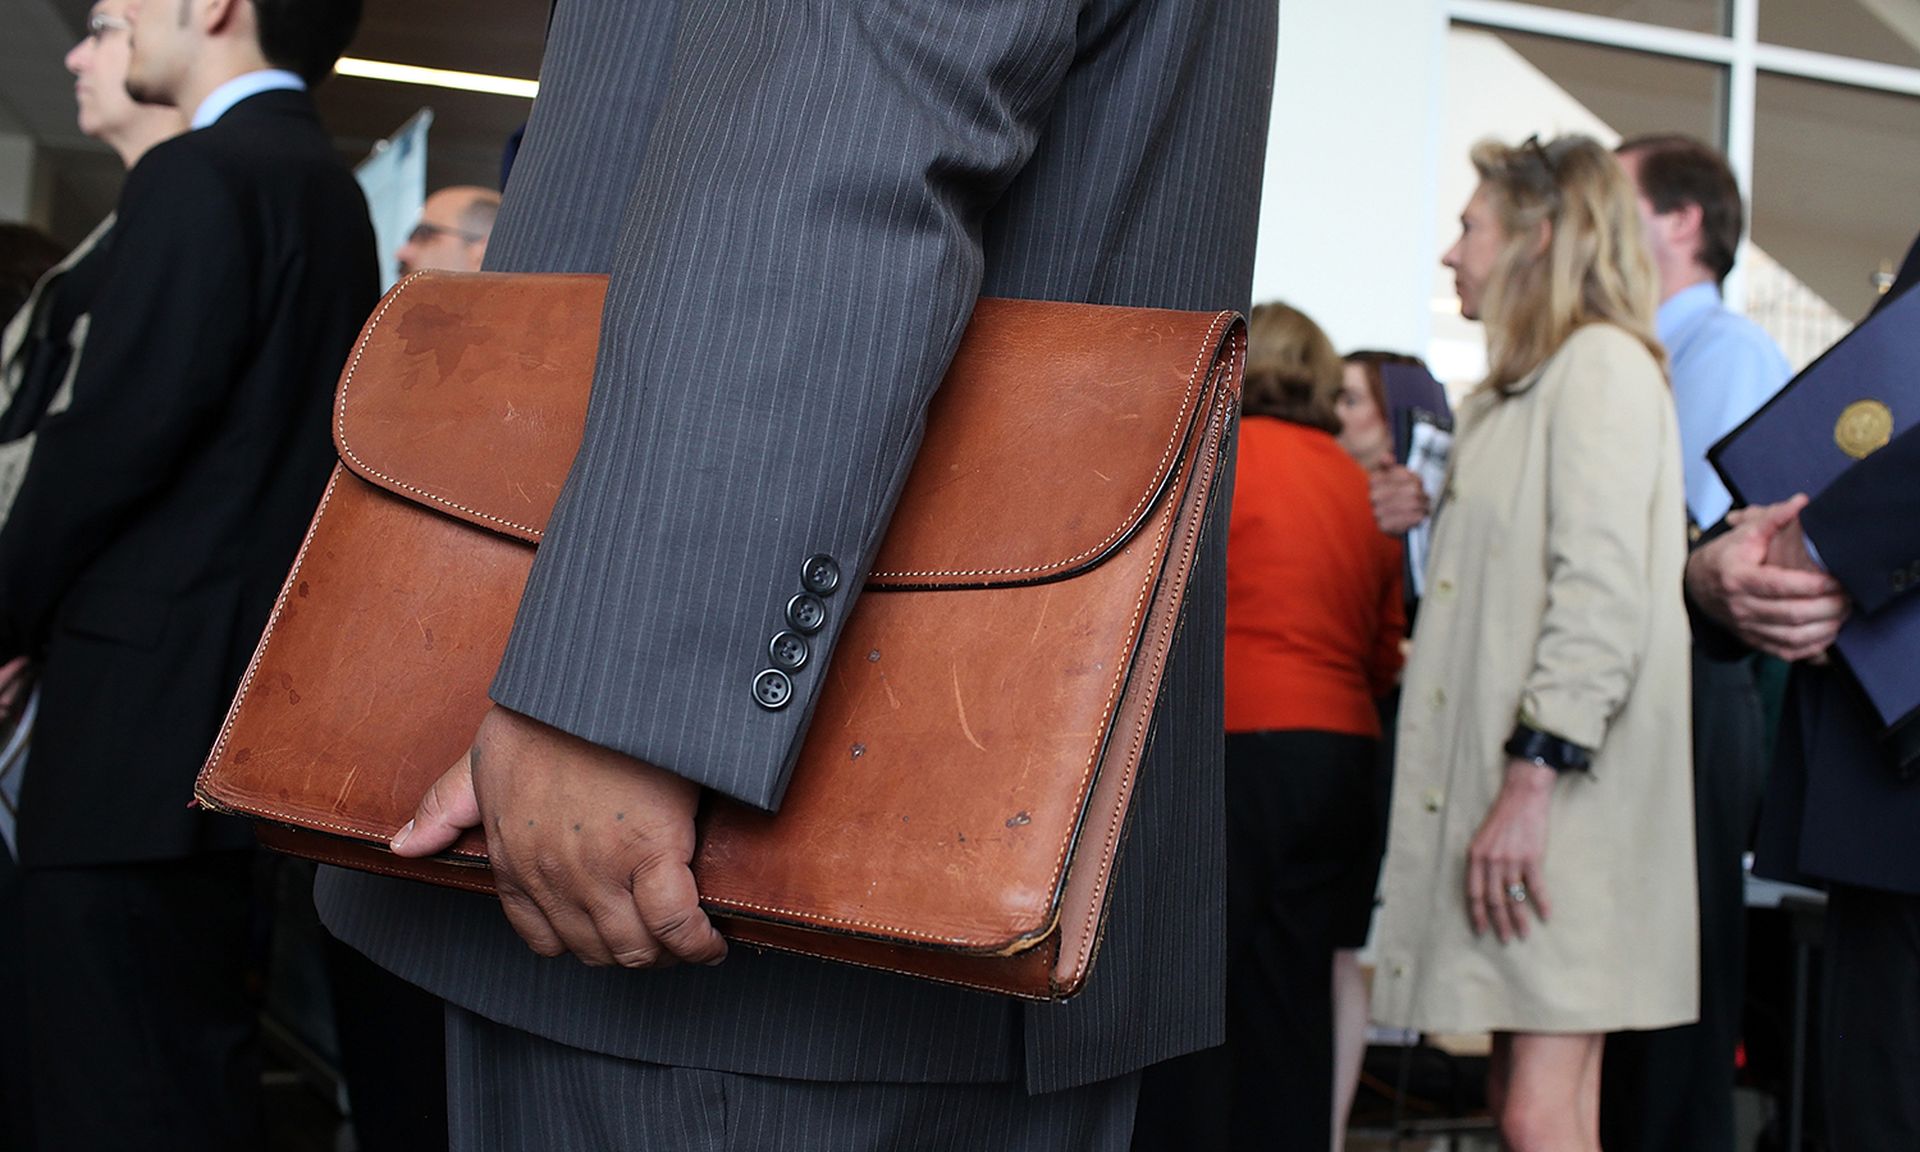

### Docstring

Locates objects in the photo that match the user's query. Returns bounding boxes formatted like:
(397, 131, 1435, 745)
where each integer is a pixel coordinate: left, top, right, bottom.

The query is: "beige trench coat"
(1372, 324, 1699, 1034)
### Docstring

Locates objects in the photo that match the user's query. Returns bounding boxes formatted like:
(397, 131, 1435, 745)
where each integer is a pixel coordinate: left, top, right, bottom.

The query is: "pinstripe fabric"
(317, 0, 1273, 1102)
(446, 1005, 1140, 1152)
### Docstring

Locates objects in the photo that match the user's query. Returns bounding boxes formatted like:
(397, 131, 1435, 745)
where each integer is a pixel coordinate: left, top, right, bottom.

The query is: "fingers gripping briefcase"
(195, 272, 1244, 1000)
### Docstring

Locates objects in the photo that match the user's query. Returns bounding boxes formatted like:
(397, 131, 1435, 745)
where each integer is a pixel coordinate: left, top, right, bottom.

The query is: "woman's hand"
(1466, 758, 1556, 942)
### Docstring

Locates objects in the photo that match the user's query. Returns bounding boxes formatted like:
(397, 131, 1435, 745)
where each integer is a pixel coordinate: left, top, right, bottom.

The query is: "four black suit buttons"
(754, 554, 841, 710)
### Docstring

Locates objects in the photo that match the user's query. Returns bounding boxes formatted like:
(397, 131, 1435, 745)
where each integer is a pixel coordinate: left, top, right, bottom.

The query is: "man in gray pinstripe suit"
(318, 1, 1276, 1147)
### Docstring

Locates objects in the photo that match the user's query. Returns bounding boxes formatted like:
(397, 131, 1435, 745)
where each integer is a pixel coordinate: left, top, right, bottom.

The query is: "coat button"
(801, 554, 841, 596)
(786, 593, 827, 634)
(1430, 687, 1446, 710)
(752, 669, 793, 711)
(1422, 789, 1444, 813)
(1435, 579, 1454, 597)
(769, 630, 810, 672)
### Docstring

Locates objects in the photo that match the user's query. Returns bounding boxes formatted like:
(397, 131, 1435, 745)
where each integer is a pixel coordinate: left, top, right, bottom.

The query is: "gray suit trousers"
(447, 1005, 1140, 1152)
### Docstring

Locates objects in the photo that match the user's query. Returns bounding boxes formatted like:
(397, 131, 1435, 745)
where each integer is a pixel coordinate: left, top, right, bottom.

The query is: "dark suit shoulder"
(115, 134, 249, 249)
(124, 128, 235, 193)
(157, 90, 353, 194)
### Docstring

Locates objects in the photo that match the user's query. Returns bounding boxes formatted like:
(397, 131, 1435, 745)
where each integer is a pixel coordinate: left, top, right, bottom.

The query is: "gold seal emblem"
(1835, 400, 1894, 460)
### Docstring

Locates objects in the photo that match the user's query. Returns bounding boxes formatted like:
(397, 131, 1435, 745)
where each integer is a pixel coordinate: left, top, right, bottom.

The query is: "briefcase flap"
(333, 272, 1223, 587)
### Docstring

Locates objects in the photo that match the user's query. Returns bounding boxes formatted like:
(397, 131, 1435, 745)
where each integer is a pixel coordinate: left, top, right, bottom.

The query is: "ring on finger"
(1506, 882, 1529, 904)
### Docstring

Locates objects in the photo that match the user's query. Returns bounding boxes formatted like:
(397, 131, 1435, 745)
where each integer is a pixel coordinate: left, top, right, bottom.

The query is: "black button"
(769, 630, 810, 672)
(786, 593, 827, 635)
(801, 554, 842, 596)
(752, 669, 793, 711)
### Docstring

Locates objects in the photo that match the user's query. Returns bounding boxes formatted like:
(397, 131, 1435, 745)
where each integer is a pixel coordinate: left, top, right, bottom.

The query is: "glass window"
(1760, 0, 1920, 71)
(1501, 0, 1727, 35)
(1752, 73, 1920, 336)
(1432, 27, 1728, 386)
(1490, 29, 1727, 145)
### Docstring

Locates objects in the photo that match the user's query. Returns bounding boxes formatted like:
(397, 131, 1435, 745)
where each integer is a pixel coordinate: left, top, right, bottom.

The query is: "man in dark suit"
(1687, 233, 1920, 1151)
(318, 0, 1275, 1147)
(0, 0, 374, 1146)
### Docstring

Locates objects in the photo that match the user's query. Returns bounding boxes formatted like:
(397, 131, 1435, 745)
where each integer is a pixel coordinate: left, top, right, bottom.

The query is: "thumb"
(1754, 493, 1811, 536)
(393, 751, 480, 857)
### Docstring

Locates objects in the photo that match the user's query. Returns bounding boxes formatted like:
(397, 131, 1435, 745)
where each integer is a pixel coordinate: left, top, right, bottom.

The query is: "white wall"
(0, 132, 37, 224)
(1250, 0, 1449, 358)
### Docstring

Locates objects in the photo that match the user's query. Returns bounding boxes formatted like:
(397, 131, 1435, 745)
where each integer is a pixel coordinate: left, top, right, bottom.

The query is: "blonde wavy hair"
(1471, 134, 1664, 392)
(1243, 301, 1343, 433)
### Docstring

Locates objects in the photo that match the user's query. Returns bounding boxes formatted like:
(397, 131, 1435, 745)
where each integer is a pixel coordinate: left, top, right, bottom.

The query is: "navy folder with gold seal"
(1709, 286, 1920, 744)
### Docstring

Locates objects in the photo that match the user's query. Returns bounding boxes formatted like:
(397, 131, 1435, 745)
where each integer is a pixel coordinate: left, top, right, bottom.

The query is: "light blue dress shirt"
(190, 69, 307, 130)
(1659, 281, 1792, 528)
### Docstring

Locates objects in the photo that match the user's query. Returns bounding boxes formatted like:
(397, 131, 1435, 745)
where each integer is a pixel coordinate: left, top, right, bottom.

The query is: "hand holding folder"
(1710, 286, 1920, 760)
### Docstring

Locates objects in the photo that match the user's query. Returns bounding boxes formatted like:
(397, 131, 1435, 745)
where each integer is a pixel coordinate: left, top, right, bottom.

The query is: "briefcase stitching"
(333, 273, 549, 541)
(1067, 338, 1242, 982)
(204, 285, 1245, 964)
(703, 324, 1239, 946)
(869, 310, 1235, 581)
(332, 275, 1233, 584)
(703, 472, 1177, 947)
(200, 466, 343, 805)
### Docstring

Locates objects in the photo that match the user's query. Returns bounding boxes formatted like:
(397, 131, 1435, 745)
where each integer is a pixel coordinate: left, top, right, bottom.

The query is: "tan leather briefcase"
(195, 271, 1243, 1000)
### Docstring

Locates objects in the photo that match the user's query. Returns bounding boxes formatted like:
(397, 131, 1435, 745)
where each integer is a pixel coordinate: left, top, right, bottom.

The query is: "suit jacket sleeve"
(0, 142, 252, 657)
(1518, 327, 1672, 751)
(489, 2, 1081, 809)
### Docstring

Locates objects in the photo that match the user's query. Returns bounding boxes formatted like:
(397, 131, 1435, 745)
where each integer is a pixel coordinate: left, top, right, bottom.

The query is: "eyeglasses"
(1521, 133, 1559, 178)
(406, 221, 486, 246)
(86, 12, 130, 40)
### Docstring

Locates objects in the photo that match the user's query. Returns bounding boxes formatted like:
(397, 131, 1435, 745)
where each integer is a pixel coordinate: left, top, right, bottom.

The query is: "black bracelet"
(1503, 724, 1592, 773)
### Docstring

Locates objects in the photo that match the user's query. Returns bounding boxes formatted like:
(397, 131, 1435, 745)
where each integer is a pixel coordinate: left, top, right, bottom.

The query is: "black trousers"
(1133, 730, 1376, 1152)
(1822, 883, 1920, 1152)
(19, 852, 263, 1152)
(0, 849, 31, 1151)
(446, 1004, 1139, 1151)
(327, 933, 450, 1152)
(1601, 653, 1764, 1152)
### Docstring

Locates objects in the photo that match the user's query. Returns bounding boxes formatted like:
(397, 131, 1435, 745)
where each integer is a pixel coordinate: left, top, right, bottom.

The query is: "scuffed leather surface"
(198, 272, 1242, 999)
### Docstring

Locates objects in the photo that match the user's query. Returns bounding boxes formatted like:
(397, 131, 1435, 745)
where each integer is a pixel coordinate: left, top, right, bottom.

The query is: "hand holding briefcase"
(195, 271, 1244, 999)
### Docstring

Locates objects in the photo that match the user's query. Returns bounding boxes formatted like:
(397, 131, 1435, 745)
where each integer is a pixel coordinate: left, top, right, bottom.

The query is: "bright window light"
(335, 57, 538, 99)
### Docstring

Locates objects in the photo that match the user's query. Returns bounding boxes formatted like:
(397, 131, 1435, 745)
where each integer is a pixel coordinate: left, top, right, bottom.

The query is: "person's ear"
(201, 0, 243, 36)
(1669, 201, 1705, 254)
(1529, 217, 1552, 261)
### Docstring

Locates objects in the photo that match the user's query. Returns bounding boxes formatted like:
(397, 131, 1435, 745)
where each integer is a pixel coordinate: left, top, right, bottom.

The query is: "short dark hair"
(252, 0, 363, 86)
(1616, 133, 1744, 283)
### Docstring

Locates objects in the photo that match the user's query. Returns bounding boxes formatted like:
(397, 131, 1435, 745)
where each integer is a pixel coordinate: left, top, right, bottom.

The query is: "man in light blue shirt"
(1600, 133, 1791, 1152)
(1620, 136, 1792, 530)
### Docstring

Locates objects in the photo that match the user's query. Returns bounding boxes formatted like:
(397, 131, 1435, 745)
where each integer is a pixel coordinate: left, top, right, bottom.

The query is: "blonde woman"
(1371, 135, 1697, 1152)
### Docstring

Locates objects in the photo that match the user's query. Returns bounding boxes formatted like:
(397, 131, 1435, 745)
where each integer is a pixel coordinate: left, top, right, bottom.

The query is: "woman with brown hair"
(1371, 135, 1696, 1152)
(1216, 301, 1405, 1150)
